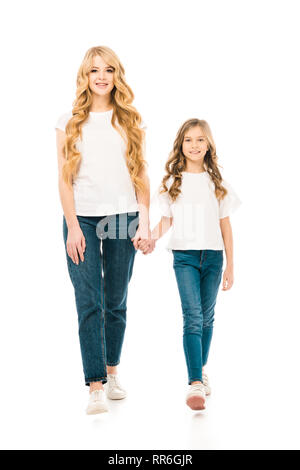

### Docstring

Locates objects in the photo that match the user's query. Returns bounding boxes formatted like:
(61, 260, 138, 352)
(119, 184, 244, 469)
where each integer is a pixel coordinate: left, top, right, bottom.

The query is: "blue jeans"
(63, 212, 139, 386)
(172, 249, 223, 384)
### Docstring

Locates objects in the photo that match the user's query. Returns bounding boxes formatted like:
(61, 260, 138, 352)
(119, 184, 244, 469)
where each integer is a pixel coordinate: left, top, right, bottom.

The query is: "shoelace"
(109, 375, 122, 390)
(91, 390, 102, 401)
(202, 374, 209, 386)
(190, 383, 205, 392)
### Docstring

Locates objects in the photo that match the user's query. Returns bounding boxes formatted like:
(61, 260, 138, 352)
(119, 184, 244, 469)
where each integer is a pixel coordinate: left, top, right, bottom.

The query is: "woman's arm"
(56, 129, 85, 265)
(219, 216, 234, 290)
(56, 129, 78, 228)
(131, 166, 151, 248)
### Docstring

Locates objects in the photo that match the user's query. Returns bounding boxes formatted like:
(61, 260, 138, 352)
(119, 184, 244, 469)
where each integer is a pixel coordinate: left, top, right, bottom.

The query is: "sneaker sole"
(186, 395, 206, 410)
(106, 393, 127, 400)
(86, 405, 108, 415)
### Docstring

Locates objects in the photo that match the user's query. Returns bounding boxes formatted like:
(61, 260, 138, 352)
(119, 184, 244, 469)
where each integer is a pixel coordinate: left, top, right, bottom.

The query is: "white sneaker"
(86, 389, 108, 415)
(105, 374, 127, 400)
(202, 373, 211, 396)
(186, 383, 206, 410)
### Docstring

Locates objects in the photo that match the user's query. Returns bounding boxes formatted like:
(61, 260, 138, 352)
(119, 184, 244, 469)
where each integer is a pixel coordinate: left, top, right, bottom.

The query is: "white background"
(1, 0, 300, 450)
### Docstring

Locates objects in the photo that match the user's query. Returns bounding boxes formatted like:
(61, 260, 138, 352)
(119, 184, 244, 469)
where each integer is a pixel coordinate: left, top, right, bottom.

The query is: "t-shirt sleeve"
(55, 112, 72, 132)
(151, 179, 173, 218)
(219, 179, 242, 219)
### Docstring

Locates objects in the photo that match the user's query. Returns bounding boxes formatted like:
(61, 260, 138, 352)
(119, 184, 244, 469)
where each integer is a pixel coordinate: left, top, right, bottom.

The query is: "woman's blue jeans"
(172, 249, 223, 384)
(63, 212, 139, 386)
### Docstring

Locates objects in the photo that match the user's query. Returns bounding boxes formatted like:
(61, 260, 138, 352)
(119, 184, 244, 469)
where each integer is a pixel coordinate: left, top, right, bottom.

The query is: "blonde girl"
(138, 119, 241, 410)
(55, 46, 150, 415)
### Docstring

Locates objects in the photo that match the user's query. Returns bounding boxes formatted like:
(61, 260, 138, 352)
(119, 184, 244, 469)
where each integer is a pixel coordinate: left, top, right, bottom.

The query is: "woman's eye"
(90, 69, 114, 73)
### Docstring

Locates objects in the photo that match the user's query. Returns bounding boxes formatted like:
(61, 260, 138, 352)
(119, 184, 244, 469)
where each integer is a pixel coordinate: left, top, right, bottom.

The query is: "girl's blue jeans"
(63, 212, 139, 386)
(172, 249, 223, 384)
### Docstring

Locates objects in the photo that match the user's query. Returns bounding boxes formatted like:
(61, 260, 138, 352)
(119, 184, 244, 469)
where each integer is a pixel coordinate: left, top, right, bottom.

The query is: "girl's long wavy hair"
(62, 46, 147, 192)
(160, 119, 228, 202)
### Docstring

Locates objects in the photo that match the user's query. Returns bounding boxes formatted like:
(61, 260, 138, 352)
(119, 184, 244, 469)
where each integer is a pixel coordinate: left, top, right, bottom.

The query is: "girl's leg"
(63, 215, 107, 388)
(172, 250, 204, 384)
(200, 250, 223, 366)
(101, 213, 139, 368)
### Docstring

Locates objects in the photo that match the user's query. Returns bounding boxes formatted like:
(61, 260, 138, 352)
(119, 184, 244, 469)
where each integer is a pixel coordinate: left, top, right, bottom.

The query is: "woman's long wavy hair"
(160, 119, 228, 202)
(62, 46, 147, 192)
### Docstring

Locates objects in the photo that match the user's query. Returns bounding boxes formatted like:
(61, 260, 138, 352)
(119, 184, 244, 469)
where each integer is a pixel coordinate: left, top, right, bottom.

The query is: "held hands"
(131, 223, 156, 255)
(137, 238, 156, 255)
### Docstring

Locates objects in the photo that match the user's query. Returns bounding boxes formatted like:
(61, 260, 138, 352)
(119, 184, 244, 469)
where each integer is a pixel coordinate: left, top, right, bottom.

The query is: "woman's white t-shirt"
(55, 109, 146, 216)
(153, 171, 242, 251)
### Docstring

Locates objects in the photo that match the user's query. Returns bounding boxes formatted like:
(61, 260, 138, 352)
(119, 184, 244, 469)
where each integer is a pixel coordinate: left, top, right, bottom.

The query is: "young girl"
(55, 46, 150, 415)
(138, 119, 241, 411)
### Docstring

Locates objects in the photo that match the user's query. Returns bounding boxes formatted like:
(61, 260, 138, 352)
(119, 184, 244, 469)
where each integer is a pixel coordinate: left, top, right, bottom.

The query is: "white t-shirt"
(153, 171, 242, 251)
(55, 109, 146, 216)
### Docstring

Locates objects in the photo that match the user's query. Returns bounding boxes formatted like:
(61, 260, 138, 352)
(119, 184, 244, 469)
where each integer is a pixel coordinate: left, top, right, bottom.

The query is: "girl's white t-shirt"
(55, 109, 146, 216)
(153, 171, 242, 251)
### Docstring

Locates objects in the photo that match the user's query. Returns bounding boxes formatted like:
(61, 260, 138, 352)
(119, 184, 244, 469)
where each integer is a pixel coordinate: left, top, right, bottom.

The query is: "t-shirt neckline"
(89, 108, 113, 115)
(182, 170, 207, 175)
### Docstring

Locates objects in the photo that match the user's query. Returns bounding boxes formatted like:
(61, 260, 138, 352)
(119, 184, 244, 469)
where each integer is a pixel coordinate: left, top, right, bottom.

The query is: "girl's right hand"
(66, 225, 86, 265)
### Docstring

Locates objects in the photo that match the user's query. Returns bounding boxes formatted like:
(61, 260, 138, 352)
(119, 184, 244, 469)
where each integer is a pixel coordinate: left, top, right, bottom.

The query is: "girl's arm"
(56, 129, 85, 265)
(151, 216, 173, 240)
(220, 216, 234, 290)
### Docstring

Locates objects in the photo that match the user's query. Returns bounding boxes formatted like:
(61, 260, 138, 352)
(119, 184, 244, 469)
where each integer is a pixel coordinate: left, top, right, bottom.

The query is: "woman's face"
(182, 125, 209, 164)
(88, 55, 115, 96)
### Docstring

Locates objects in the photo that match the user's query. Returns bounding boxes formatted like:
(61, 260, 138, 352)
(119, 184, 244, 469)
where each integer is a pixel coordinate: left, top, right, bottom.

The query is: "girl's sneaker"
(186, 382, 206, 410)
(105, 374, 127, 400)
(202, 373, 211, 396)
(86, 389, 108, 415)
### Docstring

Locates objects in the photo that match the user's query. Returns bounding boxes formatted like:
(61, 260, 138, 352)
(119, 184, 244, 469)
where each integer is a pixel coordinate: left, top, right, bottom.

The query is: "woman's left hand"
(137, 239, 156, 255)
(222, 266, 234, 290)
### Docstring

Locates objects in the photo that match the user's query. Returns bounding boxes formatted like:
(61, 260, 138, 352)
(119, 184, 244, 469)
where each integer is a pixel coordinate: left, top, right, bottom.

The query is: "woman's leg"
(200, 250, 223, 366)
(63, 215, 107, 388)
(172, 250, 204, 384)
(100, 212, 139, 368)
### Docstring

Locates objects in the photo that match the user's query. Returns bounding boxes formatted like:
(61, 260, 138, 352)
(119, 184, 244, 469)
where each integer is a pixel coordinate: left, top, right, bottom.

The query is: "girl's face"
(182, 125, 209, 164)
(88, 55, 115, 96)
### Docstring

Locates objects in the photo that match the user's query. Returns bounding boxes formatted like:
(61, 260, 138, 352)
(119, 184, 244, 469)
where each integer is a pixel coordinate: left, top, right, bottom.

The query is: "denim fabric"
(172, 249, 223, 384)
(63, 212, 139, 386)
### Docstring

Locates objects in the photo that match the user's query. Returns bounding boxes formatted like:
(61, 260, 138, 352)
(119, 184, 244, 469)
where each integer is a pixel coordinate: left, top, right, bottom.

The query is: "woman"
(55, 46, 151, 415)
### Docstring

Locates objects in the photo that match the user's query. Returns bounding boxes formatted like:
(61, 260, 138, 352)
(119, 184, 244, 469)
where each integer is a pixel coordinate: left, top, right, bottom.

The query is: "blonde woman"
(55, 46, 151, 415)
(138, 119, 241, 410)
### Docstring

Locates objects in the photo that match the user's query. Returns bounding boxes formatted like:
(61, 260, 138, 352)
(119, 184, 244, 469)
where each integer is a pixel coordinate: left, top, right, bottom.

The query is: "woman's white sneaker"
(202, 373, 211, 396)
(186, 383, 206, 410)
(105, 374, 127, 400)
(86, 389, 108, 415)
